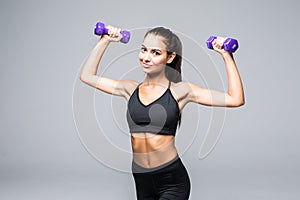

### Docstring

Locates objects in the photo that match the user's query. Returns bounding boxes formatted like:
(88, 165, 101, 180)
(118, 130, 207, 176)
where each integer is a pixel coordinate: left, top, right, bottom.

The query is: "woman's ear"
(167, 52, 176, 64)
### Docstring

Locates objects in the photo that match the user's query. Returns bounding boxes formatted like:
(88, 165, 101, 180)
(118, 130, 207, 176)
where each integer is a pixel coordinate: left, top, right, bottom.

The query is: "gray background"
(1, 0, 299, 199)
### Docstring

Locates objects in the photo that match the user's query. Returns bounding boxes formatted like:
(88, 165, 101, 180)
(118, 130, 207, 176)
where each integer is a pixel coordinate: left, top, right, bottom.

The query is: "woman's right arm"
(80, 27, 137, 99)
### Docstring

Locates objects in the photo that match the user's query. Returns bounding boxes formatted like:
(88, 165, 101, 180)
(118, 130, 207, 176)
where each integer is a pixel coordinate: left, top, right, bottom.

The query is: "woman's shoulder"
(170, 81, 192, 91)
(120, 79, 139, 87)
(119, 79, 139, 98)
(170, 81, 192, 100)
(171, 81, 203, 90)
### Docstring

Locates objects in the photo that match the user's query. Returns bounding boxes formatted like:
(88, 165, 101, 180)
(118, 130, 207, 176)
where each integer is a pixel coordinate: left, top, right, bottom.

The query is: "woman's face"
(139, 34, 173, 75)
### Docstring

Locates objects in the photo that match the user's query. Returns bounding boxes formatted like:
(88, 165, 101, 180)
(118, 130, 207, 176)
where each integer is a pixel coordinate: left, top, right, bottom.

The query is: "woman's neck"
(143, 73, 169, 87)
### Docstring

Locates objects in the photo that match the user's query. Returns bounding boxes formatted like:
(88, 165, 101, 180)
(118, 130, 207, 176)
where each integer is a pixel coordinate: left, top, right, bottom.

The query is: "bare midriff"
(131, 132, 178, 168)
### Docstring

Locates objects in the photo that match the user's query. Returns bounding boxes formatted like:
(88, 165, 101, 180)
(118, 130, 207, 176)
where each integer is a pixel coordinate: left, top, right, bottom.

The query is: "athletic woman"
(80, 25, 244, 200)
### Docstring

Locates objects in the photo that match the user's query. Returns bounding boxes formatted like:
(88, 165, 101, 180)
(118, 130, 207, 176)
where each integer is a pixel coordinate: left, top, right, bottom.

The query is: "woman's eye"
(140, 47, 147, 52)
(153, 51, 161, 56)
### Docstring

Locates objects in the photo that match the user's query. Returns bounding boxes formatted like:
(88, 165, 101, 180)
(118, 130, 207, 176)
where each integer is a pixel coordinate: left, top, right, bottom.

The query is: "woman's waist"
(132, 153, 179, 173)
(132, 136, 177, 168)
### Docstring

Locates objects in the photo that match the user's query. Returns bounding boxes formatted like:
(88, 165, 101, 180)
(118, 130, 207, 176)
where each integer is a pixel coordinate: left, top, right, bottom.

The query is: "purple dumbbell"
(206, 36, 239, 53)
(94, 22, 130, 44)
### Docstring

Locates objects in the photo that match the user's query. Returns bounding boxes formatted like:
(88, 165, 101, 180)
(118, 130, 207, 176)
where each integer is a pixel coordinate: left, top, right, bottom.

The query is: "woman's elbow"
(235, 99, 245, 107)
(79, 75, 85, 83)
(79, 73, 89, 82)
(227, 97, 245, 107)
(79, 74, 85, 82)
(79, 74, 90, 85)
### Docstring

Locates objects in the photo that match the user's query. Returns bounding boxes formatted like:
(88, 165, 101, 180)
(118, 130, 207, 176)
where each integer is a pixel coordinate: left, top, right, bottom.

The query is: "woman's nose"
(143, 52, 151, 62)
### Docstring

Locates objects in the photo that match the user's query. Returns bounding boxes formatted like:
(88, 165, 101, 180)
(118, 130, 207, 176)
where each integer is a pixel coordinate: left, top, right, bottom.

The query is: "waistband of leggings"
(132, 154, 179, 174)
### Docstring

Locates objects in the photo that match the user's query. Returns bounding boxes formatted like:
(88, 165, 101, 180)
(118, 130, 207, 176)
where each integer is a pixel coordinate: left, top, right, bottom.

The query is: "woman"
(80, 25, 244, 200)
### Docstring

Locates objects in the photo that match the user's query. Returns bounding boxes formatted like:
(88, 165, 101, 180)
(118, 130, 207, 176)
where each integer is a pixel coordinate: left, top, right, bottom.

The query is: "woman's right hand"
(101, 25, 123, 43)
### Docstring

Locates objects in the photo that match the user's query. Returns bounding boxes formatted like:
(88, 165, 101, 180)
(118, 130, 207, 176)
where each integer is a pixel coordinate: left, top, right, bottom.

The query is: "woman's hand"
(100, 25, 123, 43)
(212, 36, 230, 55)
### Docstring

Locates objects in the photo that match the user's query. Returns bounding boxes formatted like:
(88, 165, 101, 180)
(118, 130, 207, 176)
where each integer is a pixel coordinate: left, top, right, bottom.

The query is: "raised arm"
(80, 26, 137, 99)
(186, 36, 245, 107)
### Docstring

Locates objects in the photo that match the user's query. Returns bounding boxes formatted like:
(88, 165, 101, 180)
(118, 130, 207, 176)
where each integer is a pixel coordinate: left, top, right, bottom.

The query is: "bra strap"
(137, 82, 143, 88)
(168, 80, 171, 88)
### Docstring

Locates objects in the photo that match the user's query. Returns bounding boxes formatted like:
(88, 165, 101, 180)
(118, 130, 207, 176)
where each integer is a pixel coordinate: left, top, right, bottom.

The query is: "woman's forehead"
(142, 34, 167, 50)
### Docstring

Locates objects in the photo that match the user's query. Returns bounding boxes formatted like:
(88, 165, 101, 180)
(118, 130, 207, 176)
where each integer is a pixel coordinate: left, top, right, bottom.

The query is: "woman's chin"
(141, 65, 152, 73)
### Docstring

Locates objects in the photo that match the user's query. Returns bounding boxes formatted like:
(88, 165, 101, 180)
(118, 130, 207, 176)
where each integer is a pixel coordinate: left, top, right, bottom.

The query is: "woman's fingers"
(105, 25, 122, 42)
(212, 36, 227, 53)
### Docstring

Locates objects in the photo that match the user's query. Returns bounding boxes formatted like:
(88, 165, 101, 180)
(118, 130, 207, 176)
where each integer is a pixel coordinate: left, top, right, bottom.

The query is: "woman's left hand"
(212, 36, 229, 55)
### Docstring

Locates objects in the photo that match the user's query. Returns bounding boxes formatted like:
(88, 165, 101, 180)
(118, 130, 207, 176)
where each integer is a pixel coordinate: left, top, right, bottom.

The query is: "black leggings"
(132, 156, 191, 200)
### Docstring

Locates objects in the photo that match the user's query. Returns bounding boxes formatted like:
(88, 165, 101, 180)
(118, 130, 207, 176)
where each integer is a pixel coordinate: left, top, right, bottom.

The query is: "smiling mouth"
(141, 62, 152, 68)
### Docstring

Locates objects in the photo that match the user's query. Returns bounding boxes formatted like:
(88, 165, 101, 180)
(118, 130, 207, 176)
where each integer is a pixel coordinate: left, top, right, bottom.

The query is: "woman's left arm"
(186, 37, 245, 107)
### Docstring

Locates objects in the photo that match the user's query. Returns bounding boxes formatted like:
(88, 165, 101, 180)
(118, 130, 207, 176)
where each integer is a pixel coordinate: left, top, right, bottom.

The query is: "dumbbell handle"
(94, 22, 130, 44)
(206, 36, 239, 53)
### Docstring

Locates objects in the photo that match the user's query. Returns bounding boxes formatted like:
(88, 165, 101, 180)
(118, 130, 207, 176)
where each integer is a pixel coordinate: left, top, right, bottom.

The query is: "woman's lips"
(141, 62, 152, 68)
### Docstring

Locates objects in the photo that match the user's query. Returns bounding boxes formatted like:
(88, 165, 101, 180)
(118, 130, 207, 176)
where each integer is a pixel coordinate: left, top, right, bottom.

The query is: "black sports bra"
(126, 81, 179, 136)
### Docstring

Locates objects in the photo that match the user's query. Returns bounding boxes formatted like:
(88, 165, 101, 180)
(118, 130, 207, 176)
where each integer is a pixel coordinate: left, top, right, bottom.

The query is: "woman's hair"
(144, 27, 183, 83)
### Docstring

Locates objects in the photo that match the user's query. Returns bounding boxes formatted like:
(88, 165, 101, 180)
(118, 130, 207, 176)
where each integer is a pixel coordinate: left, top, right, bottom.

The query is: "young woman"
(80, 25, 244, 200)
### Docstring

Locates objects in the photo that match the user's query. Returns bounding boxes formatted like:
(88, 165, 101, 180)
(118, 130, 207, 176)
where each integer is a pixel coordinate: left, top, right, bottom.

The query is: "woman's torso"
(127, 81, 188, 168)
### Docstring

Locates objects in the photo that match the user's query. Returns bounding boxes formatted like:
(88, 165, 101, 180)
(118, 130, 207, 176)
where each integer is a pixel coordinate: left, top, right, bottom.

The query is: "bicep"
(96, 76, 122, 95)
(80, 75, 136, 98)
(187, 82, 230, 107)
